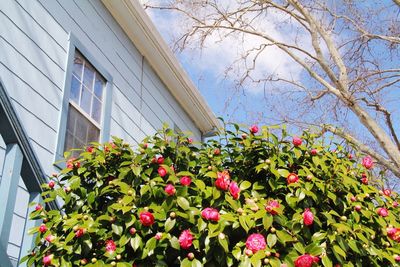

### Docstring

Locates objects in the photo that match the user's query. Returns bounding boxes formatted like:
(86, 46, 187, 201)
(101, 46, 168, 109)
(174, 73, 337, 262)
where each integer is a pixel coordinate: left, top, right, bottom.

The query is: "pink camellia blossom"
(139, 211, 155, 226)
(348, 154, 353, 160)
(155, 232, 163, 240)
(35, 204, 43, 211)
(361, 177, 368, 185)
(387, 227, 400, 242)
(393, 201, 399, 208)
(303, 208, 314, 226)
(164, 184, 176, 196)
(377, 207, 389, 217)
(105, 240, 116, 252)
(66, 158, 80, 169)
(201, 207, 220, 222)
(250, 125, 259, 134)
(187, 138, 193, 144)
(310, 149, 318, 156)
(245, 233, 266, 253)
(265, 200, 280, 215)
(43, 254, 54, 266)
(75, 228, 85, 238)
(292, 137, 302, 147)
(229, 181, 240, 199)
(178, 230, 193, 249)
(180, 176, 192, 186)
(362, 156, 374, 169)
(294, 254, 319, 267)
(158, 167, 167, 177)
(48, 181, 55, 189)
(214, 148, 221, 155)
(157, 156, 164, 164)
(86, 146, 94, 153)
(350, 196, 356, 202)
(287, 173, 299, 184)
(383, 189, 392, 197)
(396, 255, 400, 262)
(215, 171, 231, 190)
(45, 234, 55, 243)
(39, 224, 47, 233)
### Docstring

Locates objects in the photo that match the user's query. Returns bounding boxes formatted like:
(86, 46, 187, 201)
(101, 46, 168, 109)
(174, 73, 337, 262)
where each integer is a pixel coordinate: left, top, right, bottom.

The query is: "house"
(0, 0, 219, 265)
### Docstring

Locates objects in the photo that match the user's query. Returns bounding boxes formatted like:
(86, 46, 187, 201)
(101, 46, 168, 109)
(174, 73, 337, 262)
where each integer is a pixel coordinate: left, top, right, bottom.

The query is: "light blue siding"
(0, 135, 6, 184)
(0, 0, 203, 179)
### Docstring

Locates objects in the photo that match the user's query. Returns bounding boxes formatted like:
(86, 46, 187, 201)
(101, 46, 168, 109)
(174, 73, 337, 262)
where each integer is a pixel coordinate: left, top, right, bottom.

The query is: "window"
(55, 34, 112, 163)
(64, 51, 105, 156)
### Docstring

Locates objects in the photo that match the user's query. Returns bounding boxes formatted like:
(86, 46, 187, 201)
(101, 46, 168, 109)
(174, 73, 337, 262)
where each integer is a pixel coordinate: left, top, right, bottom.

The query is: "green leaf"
(111, 224, 123, 236)
(263, 214, 273, 229)
(240, 181, 252, 190)
(277, 169, 289, 178)
(321, 255, 332, 267)
(332, 244, 346, 258)
(165, 218, 176, 232)
(267, 234, 277, 248)
(218, 237, 229, 252)
(293, 242, 305, 254)
(177, 196, 190, 210)
(130, 235, 142, 251)
(276, 230, 294, 244)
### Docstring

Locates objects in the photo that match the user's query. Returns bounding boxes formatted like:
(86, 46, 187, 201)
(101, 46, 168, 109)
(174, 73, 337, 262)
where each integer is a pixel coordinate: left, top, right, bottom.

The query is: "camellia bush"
(23, 123, 400, 267)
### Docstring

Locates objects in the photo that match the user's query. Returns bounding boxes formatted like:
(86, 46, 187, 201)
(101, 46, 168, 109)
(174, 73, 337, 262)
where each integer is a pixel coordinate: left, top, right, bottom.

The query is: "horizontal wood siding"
(0, 0, 202, 175)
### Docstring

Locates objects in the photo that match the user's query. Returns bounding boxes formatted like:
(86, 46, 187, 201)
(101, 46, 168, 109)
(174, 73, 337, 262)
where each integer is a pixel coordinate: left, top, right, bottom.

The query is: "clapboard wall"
(0, 0, 202, 175)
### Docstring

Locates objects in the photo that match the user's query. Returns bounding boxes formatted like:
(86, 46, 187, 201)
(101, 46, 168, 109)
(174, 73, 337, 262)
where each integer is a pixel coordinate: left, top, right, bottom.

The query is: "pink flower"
(179, 230, 193, 249)
(362, 156, 374, 169)
(157, 156, 164, 164)
(250, 125, 259, 134)
(66, 158, 80, 169)
(180, 176, 192, 186)
(215, 171, 231, 190)
(377, 207, 389, 217)
(86, 146, 94, 153)
(164, 184, 176, 196)
(45, 234, 55, 243)
(35, 204, 43, 211)
(105, 240, 116, 252)
(75, 228, 85, 238)
(43, 254, 53, 266)
(245, 233, 266, 253)
(287, 173, 299, 184)
(214, 148, 221, 155)
(354, 205, 362, 212)
(396, 255, 400, 262)
(387, 227, 400, 242)
(48, 181, 55, 189)
(310, 149, 318, 156)
(294, 254, 319, 267)
(292, 137, 302, 147)
(348, 154, 353, 160)
(158, 167, 167, 177)
(393, 201, 399, 208)
(39, 224, 47, 233)
(303, 208, 314, 226)
(201, 207, 220, 222)
(187, 138, 193, 144)
(139, 211, 155, 226)
(155, 232, 163, 240)
(229, 181, 240, 199)
(383, 189, 392, 197)
(265, 200, 280, 215)
(361, 177, 368, 185)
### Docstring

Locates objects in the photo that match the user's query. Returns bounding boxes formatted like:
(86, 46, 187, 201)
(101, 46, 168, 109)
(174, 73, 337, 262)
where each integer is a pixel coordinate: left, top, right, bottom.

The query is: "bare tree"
(145, 0, 400, 177)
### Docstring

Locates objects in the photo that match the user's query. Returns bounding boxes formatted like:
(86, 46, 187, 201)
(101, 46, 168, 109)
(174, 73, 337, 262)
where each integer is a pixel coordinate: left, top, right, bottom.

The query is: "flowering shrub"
(23, 123, 400, 266)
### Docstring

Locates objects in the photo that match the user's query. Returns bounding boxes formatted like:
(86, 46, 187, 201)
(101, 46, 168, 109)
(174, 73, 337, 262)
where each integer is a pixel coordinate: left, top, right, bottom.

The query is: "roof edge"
(101, 0, 220, 134)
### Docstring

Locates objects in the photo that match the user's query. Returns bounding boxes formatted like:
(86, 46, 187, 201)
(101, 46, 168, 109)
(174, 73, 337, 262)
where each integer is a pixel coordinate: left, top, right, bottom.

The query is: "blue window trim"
(54, 32, 113, 167)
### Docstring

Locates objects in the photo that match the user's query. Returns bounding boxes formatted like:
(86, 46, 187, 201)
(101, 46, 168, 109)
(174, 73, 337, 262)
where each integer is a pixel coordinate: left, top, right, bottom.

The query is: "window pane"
(75, 116, 88, 143)
(92, 98, 102, 123)
(70, 76, 81, 104)
(83, 63, 95, 90)
(64, 131, 74, 152)
(94, 73, 104, 100)
(73, 53, 84, 79)
(87, 123, 100, 143)
(80, 87, 92, 115)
